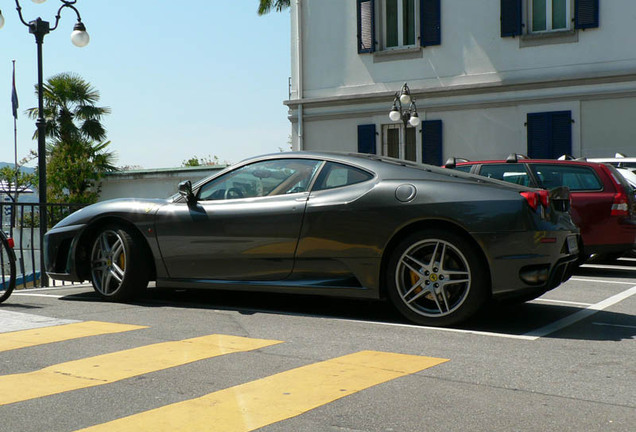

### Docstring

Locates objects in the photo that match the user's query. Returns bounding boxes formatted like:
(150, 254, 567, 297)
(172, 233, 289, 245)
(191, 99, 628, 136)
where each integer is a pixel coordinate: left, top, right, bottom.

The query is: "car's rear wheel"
(386, 229, 489, 326)
(90, 224, 149, 301)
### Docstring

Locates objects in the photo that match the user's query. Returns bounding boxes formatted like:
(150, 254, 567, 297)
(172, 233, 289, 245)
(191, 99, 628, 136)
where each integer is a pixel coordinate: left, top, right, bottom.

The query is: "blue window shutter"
(357, 0, 376, 53)
(527, 113, 549, 159)
(500, 0, 522, 37)
(527, 111, 572, 159)
(575, 0, 599, 29)
(357, 124, 377, 154)
(421, 120, 443, 165)
(550, 111, 573, 157)
(420, 0, 441, 47)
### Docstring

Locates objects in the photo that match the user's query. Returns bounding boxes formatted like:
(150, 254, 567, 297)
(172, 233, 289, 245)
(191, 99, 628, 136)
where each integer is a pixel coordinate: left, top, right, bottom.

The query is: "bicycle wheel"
(0, 233, 16, 303)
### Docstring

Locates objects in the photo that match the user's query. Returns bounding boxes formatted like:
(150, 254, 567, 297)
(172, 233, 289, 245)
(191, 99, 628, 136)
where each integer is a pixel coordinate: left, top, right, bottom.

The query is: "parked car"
(44, 152, 579, 326)
(445, 154, 636, 261)
(588, 153, 636, 170)
(616, 167, 636, 189)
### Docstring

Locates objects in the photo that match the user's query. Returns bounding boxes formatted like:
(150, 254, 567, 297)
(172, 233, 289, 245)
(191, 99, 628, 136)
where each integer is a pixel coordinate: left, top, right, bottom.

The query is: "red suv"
(445, 154, 636, 261)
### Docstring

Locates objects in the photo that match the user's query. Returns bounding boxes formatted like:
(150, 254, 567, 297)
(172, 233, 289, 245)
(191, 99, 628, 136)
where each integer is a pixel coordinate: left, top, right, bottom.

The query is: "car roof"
(588, 157, 636, 163)
(447, 153, 607, 169)
(454, 159, 604, 167)
(195, 151, 539, 194)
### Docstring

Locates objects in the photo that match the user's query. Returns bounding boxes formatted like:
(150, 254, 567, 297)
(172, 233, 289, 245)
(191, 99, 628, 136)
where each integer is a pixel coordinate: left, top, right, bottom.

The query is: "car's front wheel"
(90, 224, 149, 301)
(386, 229, 489, 326)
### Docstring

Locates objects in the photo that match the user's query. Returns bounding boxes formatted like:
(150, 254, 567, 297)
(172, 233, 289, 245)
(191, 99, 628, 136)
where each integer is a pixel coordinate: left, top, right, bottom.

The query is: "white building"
(286, 0, 636, 164)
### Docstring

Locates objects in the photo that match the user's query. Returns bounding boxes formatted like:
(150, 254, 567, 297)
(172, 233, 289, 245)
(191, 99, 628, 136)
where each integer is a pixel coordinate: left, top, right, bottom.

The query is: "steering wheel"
(224, 187, 244, 199)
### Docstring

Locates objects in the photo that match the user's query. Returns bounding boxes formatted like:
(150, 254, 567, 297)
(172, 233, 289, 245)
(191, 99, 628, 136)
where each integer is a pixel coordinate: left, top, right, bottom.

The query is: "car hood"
(52, 198, 170, 229)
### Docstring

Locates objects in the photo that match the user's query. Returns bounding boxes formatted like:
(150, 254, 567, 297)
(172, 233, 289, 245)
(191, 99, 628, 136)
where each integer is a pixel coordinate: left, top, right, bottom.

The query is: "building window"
(383, 124, 417, 161)
(500, 0, 599, 38)
(526, 111, 572, 159)
(529, 0, 570, 33)
(357, 0, 441, 54)
(383, 0, 418, 49)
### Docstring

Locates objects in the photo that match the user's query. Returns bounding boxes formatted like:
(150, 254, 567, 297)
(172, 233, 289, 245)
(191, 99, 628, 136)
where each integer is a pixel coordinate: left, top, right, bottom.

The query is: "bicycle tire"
(0, 232, 17, 303)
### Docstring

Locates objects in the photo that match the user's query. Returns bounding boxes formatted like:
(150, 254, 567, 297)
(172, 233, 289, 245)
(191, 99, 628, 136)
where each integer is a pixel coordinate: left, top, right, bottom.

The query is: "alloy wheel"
(91, 229, 127, 296)
(395, 239, 472, 318)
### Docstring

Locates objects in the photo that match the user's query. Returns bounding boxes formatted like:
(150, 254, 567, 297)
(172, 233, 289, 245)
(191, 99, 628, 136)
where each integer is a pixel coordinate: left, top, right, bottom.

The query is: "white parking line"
(523, 285, 636, 339)
(12, 293, 64, 298)
(531, 298, 593, 307)
(580, 263, 636, 271)
(329, 318, 539, 340)
(570, 277, 636, 285)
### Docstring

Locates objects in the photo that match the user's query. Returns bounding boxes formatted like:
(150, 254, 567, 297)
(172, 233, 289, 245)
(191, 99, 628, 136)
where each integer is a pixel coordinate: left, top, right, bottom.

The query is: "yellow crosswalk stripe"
(76, 350, 449, 432)
(0, 334, 282, 406)
(0, 321, 147, 353)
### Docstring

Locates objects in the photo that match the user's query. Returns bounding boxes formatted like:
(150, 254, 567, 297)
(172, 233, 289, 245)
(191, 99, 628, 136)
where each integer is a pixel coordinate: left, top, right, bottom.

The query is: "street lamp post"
(0, 1, 89, 286)
(389, 83, 421, 159)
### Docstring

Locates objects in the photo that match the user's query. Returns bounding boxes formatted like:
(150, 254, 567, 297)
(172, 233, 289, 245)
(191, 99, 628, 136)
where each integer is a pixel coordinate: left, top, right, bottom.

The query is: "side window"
(478, 164, 531, 186)
(313, 162, 374, 191)
(530, 164, 603, 191)
(198, 159, 322, 201)
(451, 165, 473, 173)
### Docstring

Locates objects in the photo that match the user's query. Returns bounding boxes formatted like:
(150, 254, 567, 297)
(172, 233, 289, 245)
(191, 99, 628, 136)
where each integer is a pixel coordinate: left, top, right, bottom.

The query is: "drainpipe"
(295, 0, 304, 151)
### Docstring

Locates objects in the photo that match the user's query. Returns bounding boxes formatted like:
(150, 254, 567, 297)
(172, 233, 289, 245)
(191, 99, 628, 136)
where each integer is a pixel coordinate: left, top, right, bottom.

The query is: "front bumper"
(44, 223, 87, 282)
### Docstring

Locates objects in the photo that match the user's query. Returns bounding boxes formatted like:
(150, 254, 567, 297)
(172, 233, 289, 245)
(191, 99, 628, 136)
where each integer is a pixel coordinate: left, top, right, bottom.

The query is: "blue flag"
(11, 63, 18, 119)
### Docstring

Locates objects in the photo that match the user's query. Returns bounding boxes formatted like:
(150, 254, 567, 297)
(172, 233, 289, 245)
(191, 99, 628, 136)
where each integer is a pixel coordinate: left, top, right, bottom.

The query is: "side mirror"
(178, 180, 196, 204)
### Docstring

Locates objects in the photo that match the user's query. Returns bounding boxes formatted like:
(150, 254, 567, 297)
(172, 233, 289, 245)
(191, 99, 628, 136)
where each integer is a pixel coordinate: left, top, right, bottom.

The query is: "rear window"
(477, 164, 531, 186)
(530, 164, 603, 191)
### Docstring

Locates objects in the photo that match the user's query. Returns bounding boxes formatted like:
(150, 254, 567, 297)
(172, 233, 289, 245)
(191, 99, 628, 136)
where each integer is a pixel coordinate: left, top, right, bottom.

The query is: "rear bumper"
(581, 217, 636, 255)
(474, 230, 580, 297)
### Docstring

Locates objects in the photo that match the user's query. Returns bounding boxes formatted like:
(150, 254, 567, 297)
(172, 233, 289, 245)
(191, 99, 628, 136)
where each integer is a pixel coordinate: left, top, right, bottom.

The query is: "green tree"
(27, 72, 111, 143)
(0, 151, 38, 204)
(182, 155, 224, 167)
(47, 138, 117, 204)
(258, 0, 290, 15)
(26, 72, 117, 204)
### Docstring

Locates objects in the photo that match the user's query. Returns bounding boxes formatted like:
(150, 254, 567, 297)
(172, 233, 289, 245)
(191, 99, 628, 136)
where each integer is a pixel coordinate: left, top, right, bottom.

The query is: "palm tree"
(27, 72, 111, 144)
(258, 0, 290, 15)
(27, 72, 117, 204)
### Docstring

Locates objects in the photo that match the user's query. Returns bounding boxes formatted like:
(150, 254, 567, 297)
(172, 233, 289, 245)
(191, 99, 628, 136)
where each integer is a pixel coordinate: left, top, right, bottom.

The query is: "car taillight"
(611, 192, 629, 216)
(599, 163, 631, 217)
(520, 191, 550, 211)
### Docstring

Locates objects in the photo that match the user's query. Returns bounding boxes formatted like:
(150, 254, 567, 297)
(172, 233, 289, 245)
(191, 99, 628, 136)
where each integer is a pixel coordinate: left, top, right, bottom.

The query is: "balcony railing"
(0, 202, 87, 289)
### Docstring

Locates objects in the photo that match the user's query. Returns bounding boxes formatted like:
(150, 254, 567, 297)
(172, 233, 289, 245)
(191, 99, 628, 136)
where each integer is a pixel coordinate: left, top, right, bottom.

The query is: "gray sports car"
(44, 152, 580, 326)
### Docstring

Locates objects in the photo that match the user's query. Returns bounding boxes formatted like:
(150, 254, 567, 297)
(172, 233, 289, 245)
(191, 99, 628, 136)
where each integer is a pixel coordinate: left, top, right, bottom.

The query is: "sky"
(0, 1, 292, 169)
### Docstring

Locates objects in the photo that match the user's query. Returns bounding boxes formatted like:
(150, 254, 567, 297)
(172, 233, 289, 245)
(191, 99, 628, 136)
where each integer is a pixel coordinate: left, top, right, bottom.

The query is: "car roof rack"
(444, 157, 470, 169)
(505, 153, 529, 163)
(558, 154, 588, 161)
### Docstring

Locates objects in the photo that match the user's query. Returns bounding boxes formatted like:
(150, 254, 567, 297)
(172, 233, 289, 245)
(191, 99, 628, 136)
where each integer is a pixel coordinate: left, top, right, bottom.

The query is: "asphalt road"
(0, 259, 634, 432)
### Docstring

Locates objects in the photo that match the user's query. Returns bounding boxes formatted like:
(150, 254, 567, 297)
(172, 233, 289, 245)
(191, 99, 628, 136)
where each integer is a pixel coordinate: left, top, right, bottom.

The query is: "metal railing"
(0, 202, 87, 289)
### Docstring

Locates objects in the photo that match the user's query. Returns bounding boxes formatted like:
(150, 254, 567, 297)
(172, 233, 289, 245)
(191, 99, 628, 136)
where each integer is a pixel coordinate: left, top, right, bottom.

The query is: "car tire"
(90, 224, 149, 302)
(386, 229, 489, 326)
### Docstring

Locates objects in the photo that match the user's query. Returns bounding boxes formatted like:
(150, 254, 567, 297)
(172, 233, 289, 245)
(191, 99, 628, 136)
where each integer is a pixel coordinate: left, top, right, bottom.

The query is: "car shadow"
(59, 287, 635, 342)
